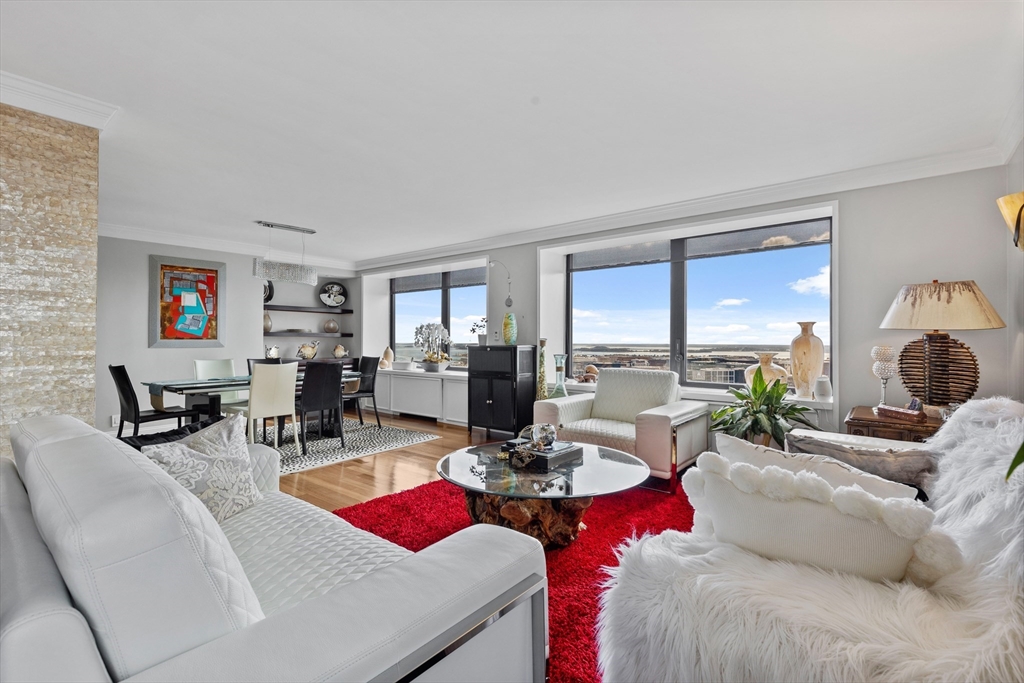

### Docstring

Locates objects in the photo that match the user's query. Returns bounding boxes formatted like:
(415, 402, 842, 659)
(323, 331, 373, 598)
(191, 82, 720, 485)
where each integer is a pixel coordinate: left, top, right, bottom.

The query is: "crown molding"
(995, 83, 1024, 163)
(98, 222, 357, 276)
(0, 71, 119, 131)
(354, 142, 1009, 272)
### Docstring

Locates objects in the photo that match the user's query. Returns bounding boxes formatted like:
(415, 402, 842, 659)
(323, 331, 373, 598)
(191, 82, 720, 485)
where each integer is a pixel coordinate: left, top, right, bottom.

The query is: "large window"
(391, 267, 487, 368)
(567, 218, 832, 388)
(568, 242, 671, 376)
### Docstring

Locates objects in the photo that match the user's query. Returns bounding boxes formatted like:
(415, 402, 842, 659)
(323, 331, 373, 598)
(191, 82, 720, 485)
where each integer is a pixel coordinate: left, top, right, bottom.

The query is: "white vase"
(790, 322, 824, 399)
(813, 375, 833, 401)
(744, 352, 788, 388)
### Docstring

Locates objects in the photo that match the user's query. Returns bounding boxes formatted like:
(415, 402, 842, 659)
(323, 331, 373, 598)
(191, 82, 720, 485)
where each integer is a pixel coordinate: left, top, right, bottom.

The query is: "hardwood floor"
(280, 410, 489, 511)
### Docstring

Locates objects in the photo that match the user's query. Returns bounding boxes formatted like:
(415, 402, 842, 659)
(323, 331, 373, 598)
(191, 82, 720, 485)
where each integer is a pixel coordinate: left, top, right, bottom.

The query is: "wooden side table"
(844, 406, 943, 443)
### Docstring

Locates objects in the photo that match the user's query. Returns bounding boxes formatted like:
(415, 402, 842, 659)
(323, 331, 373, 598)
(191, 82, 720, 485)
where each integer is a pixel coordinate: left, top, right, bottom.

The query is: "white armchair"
(534, 368, 709, 487)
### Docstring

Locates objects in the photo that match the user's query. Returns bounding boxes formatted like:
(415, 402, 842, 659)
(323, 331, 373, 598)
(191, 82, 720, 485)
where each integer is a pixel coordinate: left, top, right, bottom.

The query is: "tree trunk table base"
(464, 491, 594, 548)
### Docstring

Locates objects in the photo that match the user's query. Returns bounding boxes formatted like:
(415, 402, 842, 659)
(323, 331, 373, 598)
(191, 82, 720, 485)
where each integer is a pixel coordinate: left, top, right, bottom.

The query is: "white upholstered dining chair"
(223, 362, 301, 449)
(193, 358, 248, 411)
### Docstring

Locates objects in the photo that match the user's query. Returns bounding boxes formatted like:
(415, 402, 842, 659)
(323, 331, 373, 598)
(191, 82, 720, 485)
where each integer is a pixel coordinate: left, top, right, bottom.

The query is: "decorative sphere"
(872, 360, 898, 380)
(323, 319, 340, 333)
(871, 345, 895, 362)
(531, 423, 557, 449)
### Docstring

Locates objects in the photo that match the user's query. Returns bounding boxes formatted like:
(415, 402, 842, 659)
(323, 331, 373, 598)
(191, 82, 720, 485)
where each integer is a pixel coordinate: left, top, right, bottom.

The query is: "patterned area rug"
(259, 419, 439, 475)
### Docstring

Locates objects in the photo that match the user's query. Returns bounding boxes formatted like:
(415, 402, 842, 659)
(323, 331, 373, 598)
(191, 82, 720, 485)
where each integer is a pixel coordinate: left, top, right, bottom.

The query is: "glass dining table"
(142, 371, 362, 417)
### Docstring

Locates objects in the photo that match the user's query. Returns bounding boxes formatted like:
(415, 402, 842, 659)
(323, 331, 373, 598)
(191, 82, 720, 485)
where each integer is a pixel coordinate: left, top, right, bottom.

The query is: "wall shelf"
(264, 331, 354, 338)
(263, 304, 353, 314)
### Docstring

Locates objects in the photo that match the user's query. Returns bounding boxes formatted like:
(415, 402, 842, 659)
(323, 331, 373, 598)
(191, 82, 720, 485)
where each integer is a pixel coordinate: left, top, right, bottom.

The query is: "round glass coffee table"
(437, 443, 650, 548)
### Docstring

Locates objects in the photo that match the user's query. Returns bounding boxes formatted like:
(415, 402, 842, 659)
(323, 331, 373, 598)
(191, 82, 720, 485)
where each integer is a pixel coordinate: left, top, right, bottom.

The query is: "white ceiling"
(1, 1, 1021, 271)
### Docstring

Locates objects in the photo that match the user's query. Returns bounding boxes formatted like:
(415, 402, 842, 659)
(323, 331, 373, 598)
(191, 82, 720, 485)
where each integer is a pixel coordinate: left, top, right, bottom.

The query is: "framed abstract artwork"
(149, 255, 226, 348)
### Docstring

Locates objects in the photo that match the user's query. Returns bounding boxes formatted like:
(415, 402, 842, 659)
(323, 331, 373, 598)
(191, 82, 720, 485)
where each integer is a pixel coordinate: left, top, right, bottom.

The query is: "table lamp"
(879, 280, 1004, 406)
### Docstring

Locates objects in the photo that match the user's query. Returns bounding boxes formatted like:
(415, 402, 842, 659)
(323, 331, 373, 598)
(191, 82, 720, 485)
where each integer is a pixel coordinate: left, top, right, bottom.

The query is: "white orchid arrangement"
(414, 323, 451, 364)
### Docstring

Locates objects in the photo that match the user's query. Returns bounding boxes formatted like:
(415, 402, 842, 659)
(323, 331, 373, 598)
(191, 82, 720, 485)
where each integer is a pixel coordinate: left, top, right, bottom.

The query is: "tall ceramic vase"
(536, 338, 549, 400)
(790, 321, 824, 399)
(502, 313, 518, 346)
(744, 352, 788, 388)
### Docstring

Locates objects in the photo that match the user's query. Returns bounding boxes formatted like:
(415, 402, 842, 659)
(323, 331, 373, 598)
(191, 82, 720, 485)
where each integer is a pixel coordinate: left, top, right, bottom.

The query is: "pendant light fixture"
(251, 221, 319, 286)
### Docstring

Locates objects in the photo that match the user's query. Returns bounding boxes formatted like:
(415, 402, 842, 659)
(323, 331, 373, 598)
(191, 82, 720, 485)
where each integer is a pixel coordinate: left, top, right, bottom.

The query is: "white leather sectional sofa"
(0, 416, 547, 683)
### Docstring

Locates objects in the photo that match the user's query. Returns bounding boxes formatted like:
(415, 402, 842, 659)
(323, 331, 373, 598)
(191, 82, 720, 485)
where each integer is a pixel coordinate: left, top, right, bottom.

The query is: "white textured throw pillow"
(715, 433, 916, 500)
(143, 415, 262, 522)
(682, 450, 962, 585)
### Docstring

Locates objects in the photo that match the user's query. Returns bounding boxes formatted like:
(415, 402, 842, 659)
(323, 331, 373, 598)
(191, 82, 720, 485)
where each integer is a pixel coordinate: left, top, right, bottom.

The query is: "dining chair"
(109, 365, 201, 438)
(247, 357, 297, 374)
(193, 359, 247, 414)
(295, 361, 346, 455)
(224, 363, 301, 449)
(343, 356, 382, 429)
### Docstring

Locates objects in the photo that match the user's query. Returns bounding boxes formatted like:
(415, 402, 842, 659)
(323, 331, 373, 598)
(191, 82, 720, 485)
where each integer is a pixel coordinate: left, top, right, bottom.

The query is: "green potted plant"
(711, 366, 820, 447)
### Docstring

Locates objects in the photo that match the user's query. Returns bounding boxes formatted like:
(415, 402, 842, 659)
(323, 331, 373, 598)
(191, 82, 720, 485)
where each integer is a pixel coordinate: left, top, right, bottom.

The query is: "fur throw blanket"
(597, 397, 1024, 682)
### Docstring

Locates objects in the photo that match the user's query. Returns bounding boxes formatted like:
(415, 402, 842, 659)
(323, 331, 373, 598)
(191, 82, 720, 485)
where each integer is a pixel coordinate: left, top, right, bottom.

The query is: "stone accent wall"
(0, 103, 99, 456)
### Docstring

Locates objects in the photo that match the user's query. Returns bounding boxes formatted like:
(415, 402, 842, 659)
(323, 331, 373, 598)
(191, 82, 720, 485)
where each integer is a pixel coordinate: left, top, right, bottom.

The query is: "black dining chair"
(295, 361, 346, 454)
(343, 356, 382, 429)
(109, 365, 201, 439)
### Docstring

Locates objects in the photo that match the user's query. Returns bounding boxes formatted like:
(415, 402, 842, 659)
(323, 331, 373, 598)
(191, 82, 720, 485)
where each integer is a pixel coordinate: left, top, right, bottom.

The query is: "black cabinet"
(468, 345, 536, 436)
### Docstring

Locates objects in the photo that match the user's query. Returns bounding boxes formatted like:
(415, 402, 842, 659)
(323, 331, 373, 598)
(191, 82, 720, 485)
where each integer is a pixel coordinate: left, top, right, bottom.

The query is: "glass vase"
(549, 353, 568, 399)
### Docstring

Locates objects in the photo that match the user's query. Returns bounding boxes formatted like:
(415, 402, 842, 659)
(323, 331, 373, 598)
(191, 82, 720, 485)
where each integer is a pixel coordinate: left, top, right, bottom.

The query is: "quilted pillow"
(715, 433, 916, 500)
(682, 451, 963, 585)
(785, 433, 937, 499)
(142, 414, 261, 522)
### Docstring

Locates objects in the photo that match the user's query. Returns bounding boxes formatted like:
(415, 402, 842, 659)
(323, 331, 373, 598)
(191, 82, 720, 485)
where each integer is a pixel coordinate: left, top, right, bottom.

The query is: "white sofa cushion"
(11, 417, 264, 680)
(716, 433, 916, 500)
(590, 368, 679, 424)
(220, 492, 411, 615)
(142, 415, 263, 523)
(683, 451, 962, 584)
(559, 418, 637, 454)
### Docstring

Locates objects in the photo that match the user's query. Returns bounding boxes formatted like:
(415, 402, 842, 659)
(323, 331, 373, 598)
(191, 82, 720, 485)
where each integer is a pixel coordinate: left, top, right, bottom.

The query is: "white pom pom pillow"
(682, 449, 962, 586)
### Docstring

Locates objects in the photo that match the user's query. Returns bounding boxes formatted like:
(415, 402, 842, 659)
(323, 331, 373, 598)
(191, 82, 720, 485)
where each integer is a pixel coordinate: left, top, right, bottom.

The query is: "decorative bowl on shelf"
(391, 360, 416, 370)
(285, 328, 312, 333)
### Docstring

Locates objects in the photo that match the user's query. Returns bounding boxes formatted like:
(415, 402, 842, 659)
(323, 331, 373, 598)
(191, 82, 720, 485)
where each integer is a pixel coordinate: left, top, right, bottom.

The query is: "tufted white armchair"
(534, 368, 709, 489)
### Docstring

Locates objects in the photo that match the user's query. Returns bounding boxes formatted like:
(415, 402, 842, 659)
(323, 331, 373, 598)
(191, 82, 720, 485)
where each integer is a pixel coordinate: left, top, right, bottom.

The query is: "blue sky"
(394, 285, 486, 345)
(572, 243, 830, 345)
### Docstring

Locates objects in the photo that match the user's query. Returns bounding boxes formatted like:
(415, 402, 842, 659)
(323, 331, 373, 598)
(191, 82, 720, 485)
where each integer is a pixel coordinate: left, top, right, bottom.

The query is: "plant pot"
(746, 432, 771, 447)
(421, 362, 449, 373)
(478, 334, 488, 346)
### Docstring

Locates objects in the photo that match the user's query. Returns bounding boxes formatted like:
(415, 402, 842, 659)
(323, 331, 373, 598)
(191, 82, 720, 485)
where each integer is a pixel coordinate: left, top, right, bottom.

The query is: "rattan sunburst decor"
(897, 333, 979, 406)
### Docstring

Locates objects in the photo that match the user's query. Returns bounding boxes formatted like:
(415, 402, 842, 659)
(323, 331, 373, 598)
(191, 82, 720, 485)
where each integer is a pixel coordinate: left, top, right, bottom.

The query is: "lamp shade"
(879, 280, 1005, 331)
(997, 192, 1024, 251)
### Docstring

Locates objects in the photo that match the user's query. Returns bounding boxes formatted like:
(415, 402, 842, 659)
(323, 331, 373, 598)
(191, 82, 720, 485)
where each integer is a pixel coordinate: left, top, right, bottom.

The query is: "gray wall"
(96, 237, 361, 429)
(357, 162, 1020, 429)
(95, 237, 265, 428)
(1007, 140, 1024, 402)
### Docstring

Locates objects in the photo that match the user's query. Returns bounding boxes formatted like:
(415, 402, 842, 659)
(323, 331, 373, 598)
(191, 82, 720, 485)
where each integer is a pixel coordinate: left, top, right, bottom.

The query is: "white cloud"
(766, 322, 799, 332)
(789, 266, 830, 297)
(714, 297, 750, 308)
(572, 308, 602, 319)
(761, 235, 795, 248)
(701, 324, 751, 333)
(809, 231, 831, 242)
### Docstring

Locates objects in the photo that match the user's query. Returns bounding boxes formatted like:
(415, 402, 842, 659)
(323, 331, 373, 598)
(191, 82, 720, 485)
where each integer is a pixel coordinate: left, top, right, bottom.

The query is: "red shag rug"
(334, 480, 694, 683)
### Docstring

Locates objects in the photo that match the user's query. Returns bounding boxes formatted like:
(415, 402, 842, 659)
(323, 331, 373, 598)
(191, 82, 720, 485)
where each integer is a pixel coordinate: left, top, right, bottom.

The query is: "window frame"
(390, 269, 486, 371)
(674, 217, 832, 390)
(565, 216, 833, 391)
